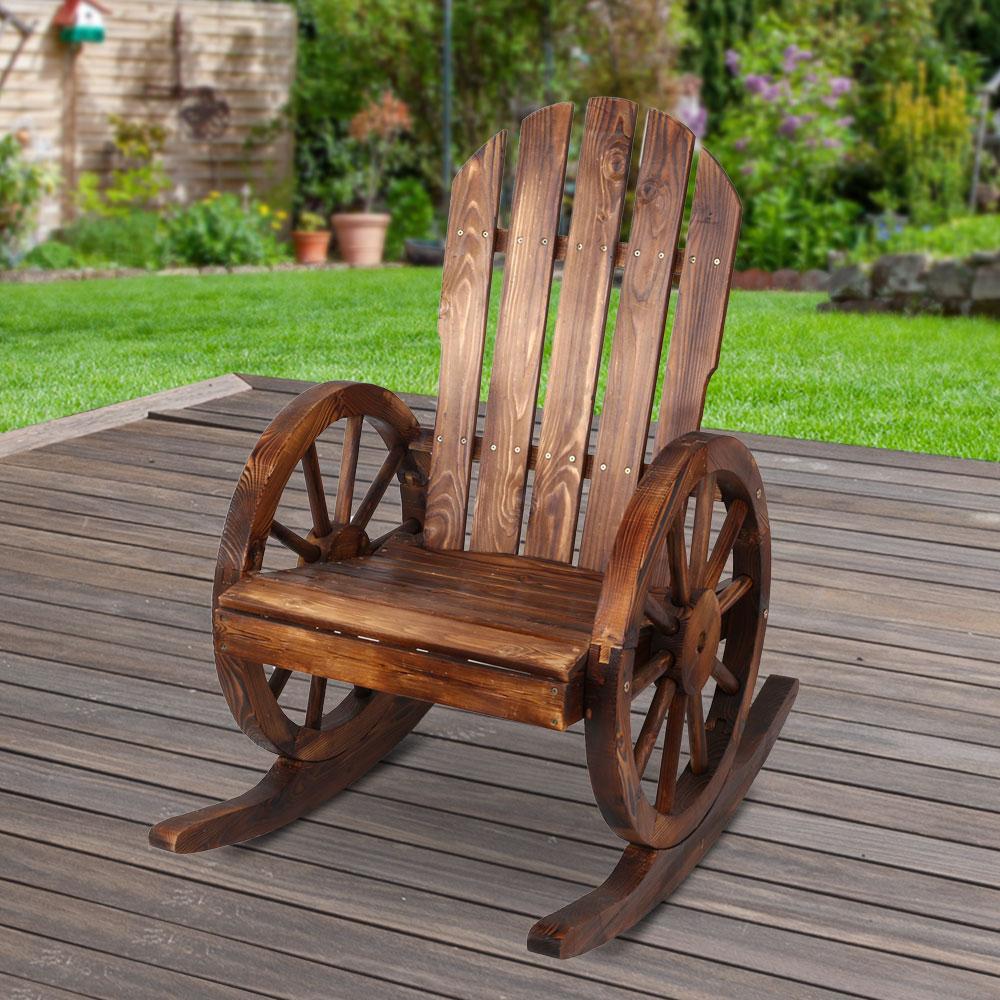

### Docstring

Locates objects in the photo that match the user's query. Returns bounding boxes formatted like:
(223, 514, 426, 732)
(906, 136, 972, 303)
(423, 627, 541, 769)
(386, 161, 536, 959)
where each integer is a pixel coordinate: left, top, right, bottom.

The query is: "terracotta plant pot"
(291, 230, 331, 265)
(332, 212, 390, 267)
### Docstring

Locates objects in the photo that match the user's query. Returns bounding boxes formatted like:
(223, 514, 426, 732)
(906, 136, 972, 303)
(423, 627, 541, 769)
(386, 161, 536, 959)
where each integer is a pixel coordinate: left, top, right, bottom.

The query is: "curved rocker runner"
(149, 97, 798, 958)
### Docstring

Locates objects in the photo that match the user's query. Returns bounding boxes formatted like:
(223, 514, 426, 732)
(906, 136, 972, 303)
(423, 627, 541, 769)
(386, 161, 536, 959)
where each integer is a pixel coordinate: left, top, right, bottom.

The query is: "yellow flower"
(258, 203, 271, 217)
(271, 220, 281, 230)
(275, 209, 288, 221)
(208, 190, 220, 200)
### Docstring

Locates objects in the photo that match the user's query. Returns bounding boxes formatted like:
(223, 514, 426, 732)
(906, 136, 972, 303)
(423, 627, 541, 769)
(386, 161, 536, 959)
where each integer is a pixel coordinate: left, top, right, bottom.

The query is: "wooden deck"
(1, 373, 998, 1000)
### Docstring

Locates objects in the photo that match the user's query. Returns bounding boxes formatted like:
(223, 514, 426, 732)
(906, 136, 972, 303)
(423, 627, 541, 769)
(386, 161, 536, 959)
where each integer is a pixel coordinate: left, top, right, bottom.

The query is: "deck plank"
(1, 378, 998, 997)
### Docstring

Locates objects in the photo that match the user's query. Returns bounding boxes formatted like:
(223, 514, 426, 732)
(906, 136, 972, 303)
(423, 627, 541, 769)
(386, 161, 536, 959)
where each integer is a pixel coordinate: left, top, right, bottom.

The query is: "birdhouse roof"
(53, 0, 111, 26)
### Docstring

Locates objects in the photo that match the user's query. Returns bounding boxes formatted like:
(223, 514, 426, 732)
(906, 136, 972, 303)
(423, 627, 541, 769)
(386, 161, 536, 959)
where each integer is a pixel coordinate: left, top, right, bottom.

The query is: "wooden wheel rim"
(212, 381, 427, 760)
(586, 436, 770, 848)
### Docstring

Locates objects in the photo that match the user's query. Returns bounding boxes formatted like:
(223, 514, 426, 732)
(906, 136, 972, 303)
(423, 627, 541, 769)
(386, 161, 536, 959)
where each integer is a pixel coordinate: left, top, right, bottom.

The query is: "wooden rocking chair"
(150, 98, 798, 958)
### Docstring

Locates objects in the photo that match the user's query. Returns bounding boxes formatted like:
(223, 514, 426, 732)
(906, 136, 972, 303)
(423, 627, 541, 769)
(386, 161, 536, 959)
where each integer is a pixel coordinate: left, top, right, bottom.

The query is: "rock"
(924, 260, 974, 301)
(967, 250, 1000, 266)
(732, 268, 773, 290)
(827, 264, 870, 301)
(230, 264, 269, 274)
(800, 268, 829, 291)
(771, 268, 802, 290)
(870, 253, 929, 298)
(199, 265, 228, 275)
(159, 267, 199, 276)
(971, 264, 1000, 303)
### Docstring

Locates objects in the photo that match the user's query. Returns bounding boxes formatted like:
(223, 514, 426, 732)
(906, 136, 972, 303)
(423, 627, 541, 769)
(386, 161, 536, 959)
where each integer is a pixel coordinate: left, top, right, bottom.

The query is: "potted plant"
(291, 210, 331, 264)
(332, 91, 411, 267)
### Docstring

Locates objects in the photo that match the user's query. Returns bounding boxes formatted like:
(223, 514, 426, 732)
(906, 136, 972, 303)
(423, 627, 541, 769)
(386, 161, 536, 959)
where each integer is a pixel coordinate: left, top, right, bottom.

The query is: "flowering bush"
(714, 14, 862, 269)
(0, 131, 57, 267)
(335, 91, 413, 212)
(160, 192, 289, 267)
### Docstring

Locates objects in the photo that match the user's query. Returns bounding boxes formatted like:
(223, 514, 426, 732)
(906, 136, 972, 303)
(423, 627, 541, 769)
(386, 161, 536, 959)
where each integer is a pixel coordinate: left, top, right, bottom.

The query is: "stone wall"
(822, 251, 1000, 316)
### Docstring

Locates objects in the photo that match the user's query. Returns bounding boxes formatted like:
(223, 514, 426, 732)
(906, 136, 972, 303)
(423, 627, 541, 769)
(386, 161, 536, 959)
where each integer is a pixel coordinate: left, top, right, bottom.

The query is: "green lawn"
(2, 268, 998, 460)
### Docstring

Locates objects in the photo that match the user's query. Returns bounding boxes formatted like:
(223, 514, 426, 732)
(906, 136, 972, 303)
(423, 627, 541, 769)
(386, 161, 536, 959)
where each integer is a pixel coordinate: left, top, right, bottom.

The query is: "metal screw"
(658, 251, 665, 259)
(436, 434, 443, 443)
(551, 718, 559, 726)
(457, 229, 464, 236)
(541, 237, 548, 245)
(763, 608, 769, 619)
(568, 455, 576, 463)
(460, 436, 467, 445)
(599, 463, 607, 471)
(689, 255, 696, 263)
(220, 642, 228, 651)
(624, 467, 631, 475)
(516, 236, 524, 244)
(600, 244, 608, 252)
(756, 488, 761, 499)
(490, 443, 497, 451)
(713, 257, 721, 266)
(634, 249, 641, 257)
(576, 243, 583, 250)
(514, 446, 521, 454)
(544, 451, 552, 460)
(550, 687, 558, 696)
(482, 230, 489, 238)
(623, 680, 630, 692)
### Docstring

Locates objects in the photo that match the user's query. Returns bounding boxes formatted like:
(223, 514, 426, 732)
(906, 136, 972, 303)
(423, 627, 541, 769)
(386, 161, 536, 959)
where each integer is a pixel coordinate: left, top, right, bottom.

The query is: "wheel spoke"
(717, 574, 753, 614)
(268, 667, 292, 697)
(270, 519, 321, 562)
(351, 444, 407, 530)
(644, 593, 679, 635)
(689, 474, 715, 589)
(302, 444, 332, 538)
(704, 499, 747, 590)
(304, 675, 328, 729)
(712, 658, 740, 695)
(335, 415, 364, 524)
(368, 517, 422, 553)
(687, 694, 708, 775)
(655, 689, 687, 813)
(633, 676, 676, 778)
(666, 517, 691, 607)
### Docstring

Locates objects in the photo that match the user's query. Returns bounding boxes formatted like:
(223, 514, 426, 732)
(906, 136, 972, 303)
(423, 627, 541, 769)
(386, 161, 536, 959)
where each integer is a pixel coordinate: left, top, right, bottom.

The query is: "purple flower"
(822, 137, 842, 149)
(778, 115, 802, 137)
(782, 44, 814, 72)
(829, 76, 853, 96)
(744, 73, 772, 96)
(733, 136, 750, 152)
(725, 49, 741, 74)
(836, 115, 854, 128)
(739, 163, 754, 176)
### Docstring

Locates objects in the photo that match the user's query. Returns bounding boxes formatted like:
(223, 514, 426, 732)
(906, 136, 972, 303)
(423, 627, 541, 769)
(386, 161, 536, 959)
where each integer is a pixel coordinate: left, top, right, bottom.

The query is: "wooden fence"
(0, 0, 296, 236)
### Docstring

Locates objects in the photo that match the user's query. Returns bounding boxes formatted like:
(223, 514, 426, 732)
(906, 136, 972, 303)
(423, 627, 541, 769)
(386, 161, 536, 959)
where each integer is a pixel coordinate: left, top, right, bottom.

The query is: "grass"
(2, 268, 998, 460)
(855, 212, 1000, 262)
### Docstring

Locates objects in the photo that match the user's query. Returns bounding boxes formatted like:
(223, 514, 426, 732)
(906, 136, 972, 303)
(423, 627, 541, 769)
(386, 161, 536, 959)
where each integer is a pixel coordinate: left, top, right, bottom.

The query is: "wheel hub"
(674, 588, 721, 695)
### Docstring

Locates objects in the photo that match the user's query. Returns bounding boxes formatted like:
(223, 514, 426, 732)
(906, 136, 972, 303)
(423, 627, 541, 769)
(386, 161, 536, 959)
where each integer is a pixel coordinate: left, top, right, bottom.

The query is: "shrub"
(854, 212, 1000, 261)
(384, 177, 435, 259)
(878, 64, 973, 225)
(0, 132, 57, 267)
(21, 239, 82, 270)
(56, 211, 164, 269)
(76, 116, 171, 217)
(160, 192, 289, 267)
(713, 12, 864, 270)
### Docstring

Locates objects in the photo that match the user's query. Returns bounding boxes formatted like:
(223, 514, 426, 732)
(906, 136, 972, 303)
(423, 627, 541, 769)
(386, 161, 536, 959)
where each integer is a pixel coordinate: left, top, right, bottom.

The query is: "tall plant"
(0, 131, 56, 267)
(347, 92, 413, 211)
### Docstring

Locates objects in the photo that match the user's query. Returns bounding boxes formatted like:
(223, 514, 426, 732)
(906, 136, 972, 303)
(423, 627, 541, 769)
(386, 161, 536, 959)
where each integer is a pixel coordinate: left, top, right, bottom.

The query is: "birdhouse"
(53, 0, 109, 44)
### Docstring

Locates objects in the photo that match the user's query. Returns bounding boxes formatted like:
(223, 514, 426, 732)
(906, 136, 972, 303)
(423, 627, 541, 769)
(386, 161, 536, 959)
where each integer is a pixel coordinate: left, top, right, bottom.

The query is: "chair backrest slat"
(423, 132, 507, 551)
(578, 110, 695, 571)
(653, 150, 741, 455)
(522, 96, 637, 563)
(470, 103, 573, 553)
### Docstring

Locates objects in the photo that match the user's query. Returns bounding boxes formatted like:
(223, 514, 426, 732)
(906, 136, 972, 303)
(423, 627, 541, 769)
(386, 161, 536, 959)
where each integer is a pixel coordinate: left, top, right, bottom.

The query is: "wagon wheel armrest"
(590, 430, 756, 656)
(214, 379, 428, 599)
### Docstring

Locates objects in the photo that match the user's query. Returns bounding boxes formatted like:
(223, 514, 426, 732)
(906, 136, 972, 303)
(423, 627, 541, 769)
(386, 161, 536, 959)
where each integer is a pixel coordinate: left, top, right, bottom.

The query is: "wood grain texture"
(523, 97, 637, 563)
(423, 131, 507, 550)
(654, 150, 743, 452)
(579, 110, 695, 570)
(471, 103, 573, 553)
